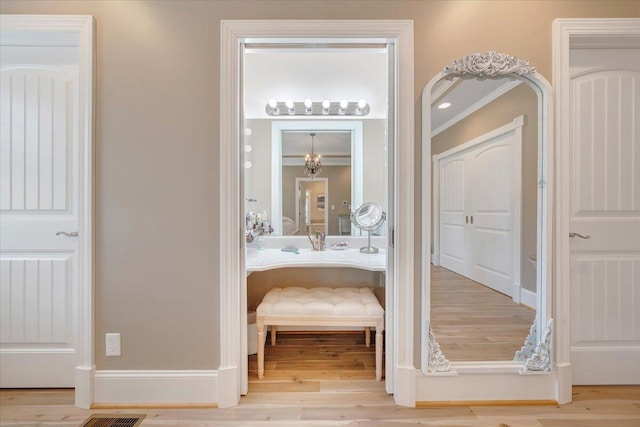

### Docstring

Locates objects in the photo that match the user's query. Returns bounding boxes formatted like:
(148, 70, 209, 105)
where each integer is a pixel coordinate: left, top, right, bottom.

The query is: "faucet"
(308, 230, 326, 251)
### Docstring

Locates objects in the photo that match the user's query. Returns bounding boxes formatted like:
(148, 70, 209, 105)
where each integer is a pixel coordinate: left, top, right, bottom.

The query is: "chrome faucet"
(308, 230, 326, 251)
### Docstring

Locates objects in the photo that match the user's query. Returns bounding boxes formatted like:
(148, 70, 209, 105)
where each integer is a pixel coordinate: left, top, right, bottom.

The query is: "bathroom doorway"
(219, 20, 415, 408)
(242, 41, 390, 399)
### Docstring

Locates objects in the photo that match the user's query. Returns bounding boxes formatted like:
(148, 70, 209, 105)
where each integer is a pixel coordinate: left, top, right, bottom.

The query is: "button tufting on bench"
(257, 287, 385, 318)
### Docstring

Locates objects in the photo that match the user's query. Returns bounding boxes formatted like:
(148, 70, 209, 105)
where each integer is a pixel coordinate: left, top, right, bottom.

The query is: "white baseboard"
(93, 370, 218, 405)
(520, 288, 537, 310)
(415, 369, 556, 402)
(431, 254, 439, 265)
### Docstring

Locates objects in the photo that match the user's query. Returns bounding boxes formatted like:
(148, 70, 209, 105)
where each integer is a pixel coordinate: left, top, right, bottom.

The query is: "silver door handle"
(56, 231, 78, 237)
(569, 232, 591, 239)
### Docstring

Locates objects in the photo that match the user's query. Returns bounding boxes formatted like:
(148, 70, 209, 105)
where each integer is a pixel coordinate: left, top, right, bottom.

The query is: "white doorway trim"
(552, 17, 640, 405)
(0, 15, 95, 409)
(220, 20, 414, 408)
(271, 120, 363, 236)
(294, 177, 329, 235)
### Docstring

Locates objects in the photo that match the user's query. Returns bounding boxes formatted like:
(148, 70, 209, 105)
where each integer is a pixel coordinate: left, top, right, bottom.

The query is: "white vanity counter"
(246, 247, 386, 272)
(246, 238, 387, 273)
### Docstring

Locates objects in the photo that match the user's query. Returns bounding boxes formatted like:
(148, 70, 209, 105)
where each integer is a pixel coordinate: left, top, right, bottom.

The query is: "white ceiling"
(282, 131, 351, 156)
(243, 49, 388, 119)
(243, 48, 523, 134)
(430, 76, 522, 133)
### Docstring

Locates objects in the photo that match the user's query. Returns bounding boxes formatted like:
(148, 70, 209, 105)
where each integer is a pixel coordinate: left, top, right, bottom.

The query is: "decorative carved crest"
(444, 51, 536, 79)
(514, 320, 537, 362)
(427, 325, 451, 373)
(521, 319, 553, 373)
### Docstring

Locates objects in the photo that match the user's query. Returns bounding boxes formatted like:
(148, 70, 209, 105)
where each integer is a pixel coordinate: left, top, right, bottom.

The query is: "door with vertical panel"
(438, 125, 520, 297)
(569, 48, 640, 384)
(468, 142, 517, 297)
(439, 157, 468, 276)
(0, 37, 80, 387)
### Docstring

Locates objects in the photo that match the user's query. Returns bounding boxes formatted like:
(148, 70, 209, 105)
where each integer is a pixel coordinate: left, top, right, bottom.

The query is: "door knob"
(56, 231, 78, 237)
(569, 232, 591, 239)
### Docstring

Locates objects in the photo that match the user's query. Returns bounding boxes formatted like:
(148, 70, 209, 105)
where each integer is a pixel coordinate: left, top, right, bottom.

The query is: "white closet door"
(439, 157, 469, 276)
(437, 120, 522, 298)
(569, 48, 640, 385)
(0, 46, 80, 386)
(468, 139, 517, 297)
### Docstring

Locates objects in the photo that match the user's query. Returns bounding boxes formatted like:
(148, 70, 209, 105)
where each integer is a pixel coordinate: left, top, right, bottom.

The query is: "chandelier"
(304, 133, 322, 178)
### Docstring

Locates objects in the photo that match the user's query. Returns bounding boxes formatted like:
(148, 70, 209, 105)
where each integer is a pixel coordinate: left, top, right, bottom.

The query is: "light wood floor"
(1, 386, 639, 426)
(3, 273, 636, 425)
(431, 265, 536, 361)
(249, 332, 380, 386)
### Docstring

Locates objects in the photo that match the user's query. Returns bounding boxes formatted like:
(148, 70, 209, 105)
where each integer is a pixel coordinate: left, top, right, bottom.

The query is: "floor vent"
(81, 414, 146, 427)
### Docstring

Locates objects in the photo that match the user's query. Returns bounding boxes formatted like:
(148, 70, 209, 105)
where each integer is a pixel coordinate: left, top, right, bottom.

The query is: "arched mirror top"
(421, 52, 554, 376)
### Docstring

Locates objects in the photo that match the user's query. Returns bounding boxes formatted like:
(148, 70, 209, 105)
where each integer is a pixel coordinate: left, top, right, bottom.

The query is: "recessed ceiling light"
(438, 102, 452, 109)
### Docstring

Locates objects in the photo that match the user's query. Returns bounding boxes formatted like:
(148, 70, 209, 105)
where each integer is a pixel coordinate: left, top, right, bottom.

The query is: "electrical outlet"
(106, 333, 121, 356)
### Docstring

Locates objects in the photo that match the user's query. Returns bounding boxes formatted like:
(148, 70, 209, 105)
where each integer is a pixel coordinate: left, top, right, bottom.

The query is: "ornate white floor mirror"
(419, 52, 557, 402)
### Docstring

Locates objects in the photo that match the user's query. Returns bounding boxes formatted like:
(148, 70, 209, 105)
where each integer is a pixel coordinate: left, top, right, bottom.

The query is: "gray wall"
(2, 0, 637, 372)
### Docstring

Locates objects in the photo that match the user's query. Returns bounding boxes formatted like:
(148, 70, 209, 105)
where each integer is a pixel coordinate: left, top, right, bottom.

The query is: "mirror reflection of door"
(295, 178, 328, 235)
(430, 76, 538, 361)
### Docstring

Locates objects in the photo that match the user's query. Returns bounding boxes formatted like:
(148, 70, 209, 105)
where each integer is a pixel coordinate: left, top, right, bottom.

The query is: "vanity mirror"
(244, 120, 388, 237)
(351, 202, 386, 254)
(421, 52, 554, 375)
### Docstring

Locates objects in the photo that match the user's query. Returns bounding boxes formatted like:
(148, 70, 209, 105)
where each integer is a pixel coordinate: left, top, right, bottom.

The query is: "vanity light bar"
(265, 100, 370, 116)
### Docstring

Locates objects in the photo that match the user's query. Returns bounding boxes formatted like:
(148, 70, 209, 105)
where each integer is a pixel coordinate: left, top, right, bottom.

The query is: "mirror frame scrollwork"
(421, 52, 554, 376)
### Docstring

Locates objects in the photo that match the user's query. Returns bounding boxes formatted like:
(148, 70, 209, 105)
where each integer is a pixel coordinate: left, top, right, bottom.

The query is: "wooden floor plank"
(250, 332, 381, 384)
(1, 386, 638, 425)
(431, 265, 535, 361)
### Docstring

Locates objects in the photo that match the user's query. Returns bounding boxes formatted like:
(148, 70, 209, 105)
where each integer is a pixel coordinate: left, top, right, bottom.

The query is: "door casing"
(553, 17, 640, 404)
(219, 20, 415, 408)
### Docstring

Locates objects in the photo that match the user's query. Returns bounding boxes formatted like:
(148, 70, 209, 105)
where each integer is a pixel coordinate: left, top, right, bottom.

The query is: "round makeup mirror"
(351, 202, 386, 254)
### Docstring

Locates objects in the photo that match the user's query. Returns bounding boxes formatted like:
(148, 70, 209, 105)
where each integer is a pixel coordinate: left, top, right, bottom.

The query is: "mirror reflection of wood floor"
(431, 265, 536, 361)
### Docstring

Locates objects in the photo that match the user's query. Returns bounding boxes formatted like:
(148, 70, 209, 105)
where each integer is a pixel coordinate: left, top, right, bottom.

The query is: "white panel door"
(438, 125, 521, 297)
(0, 43, 79, 387)
(469, 139, 516, 297)
(439, 157, 468, 276)
(569, 48, 640, 384)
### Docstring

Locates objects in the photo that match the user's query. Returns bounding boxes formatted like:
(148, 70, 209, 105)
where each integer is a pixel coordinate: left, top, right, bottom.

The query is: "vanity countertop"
(246, 247, 386, 272)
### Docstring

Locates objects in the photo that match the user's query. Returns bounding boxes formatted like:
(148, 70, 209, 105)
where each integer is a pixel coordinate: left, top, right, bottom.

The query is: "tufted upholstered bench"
(256, 287, 385, 381)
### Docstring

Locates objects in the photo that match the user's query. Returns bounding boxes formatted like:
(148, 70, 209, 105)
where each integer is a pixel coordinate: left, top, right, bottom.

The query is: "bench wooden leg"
(257, 321, 265, 380)
(271, 325, 277, 346)
(375, 328, 383, 381)
(365, 327, 371, 347)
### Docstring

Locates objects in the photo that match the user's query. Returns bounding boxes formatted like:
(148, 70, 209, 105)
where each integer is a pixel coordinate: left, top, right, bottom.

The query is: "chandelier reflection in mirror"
(304, 132, 322, 178)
